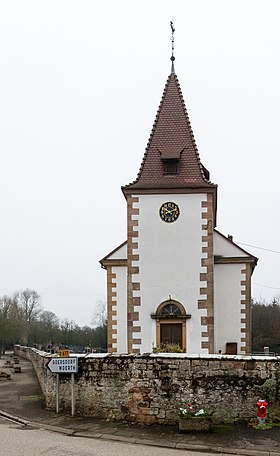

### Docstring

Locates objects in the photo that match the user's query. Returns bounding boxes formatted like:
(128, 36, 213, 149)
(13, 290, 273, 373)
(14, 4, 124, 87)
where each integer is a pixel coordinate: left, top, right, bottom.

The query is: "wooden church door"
(160, 323, 182, 348)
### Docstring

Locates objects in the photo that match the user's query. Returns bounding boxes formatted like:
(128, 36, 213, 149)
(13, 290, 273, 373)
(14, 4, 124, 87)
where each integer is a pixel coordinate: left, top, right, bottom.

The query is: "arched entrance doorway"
(151, 300, 191, 352)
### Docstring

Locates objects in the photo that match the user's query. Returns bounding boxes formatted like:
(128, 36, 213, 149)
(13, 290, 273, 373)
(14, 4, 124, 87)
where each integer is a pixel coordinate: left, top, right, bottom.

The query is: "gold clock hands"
(162, 207, 177, 215)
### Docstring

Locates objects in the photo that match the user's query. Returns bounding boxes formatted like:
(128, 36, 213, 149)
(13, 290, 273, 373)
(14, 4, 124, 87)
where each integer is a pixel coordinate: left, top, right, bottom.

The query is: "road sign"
(46, 357, 78, 373)
(58, 349, 70, 357)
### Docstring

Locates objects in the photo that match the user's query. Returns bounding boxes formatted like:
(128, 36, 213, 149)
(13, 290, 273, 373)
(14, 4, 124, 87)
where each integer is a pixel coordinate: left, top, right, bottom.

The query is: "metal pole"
(71, 373, 75, 416)
(56, 373, 59, 413)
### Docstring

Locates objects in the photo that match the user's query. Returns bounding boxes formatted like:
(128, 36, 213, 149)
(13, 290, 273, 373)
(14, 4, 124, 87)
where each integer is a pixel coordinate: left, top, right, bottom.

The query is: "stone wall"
(15, 346, 280, 424)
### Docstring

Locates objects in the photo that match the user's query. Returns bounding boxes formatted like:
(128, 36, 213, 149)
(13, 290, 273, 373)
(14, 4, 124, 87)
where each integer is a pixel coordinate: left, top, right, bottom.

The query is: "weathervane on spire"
(170, 21, 175, 74)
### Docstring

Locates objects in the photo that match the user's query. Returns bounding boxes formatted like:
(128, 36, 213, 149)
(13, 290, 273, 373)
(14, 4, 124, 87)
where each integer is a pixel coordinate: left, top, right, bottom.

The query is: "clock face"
(159, 202, 180, 223)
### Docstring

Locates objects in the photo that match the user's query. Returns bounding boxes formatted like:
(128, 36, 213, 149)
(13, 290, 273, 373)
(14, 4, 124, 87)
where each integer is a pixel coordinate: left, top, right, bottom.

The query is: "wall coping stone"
(16, 346, 280, 362)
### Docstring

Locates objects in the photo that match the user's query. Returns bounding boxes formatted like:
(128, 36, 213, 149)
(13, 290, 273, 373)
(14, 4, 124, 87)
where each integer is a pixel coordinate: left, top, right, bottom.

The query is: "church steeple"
(122, 24, 217, 225)
(123, 73, 216, 192)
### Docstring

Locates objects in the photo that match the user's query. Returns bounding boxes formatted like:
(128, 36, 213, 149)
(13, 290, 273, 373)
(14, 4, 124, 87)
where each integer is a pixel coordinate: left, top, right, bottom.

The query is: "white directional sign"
(46, 357, 78, 373)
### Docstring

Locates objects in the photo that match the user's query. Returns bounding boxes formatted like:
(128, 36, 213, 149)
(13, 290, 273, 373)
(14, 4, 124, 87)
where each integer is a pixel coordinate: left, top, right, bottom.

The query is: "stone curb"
(134, 438, 176, 448)
(1, 409, 280, 456)
(175, 443, 277, 455)
(0, 409, 30, 426)
(100, 434, 137, 444)
(30, 422, 75, 436)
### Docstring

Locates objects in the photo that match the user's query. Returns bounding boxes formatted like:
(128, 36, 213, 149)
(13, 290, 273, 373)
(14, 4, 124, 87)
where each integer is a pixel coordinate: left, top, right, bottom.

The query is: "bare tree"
(0, 290, 109, 351)
(0, 294, 25, 353)
(252, 297, 280, 353)
(29, 310, 60, 348)
(91, 299, 107, 350)
(91, 299, 107, 328)
(60, 318, 76, 347)
(17, 288, 42, 325)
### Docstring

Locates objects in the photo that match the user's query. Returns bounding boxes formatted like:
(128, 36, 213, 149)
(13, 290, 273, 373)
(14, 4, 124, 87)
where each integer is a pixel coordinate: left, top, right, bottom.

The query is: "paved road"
(0, 419, 225, 456)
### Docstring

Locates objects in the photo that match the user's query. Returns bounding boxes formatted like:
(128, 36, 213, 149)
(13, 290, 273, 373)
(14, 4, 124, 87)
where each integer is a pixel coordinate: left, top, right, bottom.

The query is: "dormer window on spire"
(201, 164, 210, 181)
(162, 158, 179, 175)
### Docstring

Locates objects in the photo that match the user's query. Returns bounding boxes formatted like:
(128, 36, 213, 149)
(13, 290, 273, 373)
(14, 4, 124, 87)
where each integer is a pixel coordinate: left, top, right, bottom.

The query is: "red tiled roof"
(123, 73, 216, 191)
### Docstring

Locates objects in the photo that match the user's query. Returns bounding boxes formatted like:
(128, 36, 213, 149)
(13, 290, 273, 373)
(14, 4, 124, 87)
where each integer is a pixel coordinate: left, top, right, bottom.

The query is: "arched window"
(159, 303, 182, 316)
(151, 300, 188, 319)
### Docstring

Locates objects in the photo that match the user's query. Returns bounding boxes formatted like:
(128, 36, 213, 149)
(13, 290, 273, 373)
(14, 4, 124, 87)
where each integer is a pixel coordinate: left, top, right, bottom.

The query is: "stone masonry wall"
(15, 346, 280, 424)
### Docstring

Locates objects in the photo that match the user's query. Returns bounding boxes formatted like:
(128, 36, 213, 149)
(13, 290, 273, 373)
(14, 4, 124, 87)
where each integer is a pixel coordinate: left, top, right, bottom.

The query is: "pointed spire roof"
(122, 73, 216, 191)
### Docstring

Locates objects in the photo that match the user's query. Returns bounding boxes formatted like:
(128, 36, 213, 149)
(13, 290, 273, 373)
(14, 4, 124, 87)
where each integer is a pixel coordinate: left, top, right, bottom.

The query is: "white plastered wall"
(214, 231, 250, 257)
(214, 263, 246, 354)
(111, 266, 127, 353)
(108, 243, 127, 260)
(131, 193, 208, 354)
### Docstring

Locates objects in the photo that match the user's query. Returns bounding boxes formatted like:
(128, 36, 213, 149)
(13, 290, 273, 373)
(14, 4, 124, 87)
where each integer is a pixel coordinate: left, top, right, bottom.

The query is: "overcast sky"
(0, 0, 279, 326)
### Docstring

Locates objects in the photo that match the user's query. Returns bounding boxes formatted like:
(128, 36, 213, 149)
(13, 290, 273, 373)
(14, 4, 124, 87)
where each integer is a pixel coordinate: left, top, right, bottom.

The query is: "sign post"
(71, 373, 75, 416)
(46, 356, 78, 416)
(56, 373, 59, 413)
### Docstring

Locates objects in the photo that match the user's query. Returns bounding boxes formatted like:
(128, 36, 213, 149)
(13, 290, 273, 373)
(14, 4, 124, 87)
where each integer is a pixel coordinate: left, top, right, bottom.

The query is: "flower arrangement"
(178, 403, 213, 432)
(178, 403, 213, 419)
(153, 343, 182, 353)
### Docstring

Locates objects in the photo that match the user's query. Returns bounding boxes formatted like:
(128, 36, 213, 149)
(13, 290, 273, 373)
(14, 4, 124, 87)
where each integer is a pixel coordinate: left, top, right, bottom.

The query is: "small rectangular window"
(162, 159, 179, 175)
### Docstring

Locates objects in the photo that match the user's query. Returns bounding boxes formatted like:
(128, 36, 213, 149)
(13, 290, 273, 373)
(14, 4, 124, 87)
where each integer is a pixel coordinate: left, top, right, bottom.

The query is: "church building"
(100, 40, 257, 356)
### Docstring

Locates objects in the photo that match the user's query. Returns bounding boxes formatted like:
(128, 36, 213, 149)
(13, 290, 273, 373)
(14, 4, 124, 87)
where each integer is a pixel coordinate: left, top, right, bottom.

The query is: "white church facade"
(100, 68, 257, 356)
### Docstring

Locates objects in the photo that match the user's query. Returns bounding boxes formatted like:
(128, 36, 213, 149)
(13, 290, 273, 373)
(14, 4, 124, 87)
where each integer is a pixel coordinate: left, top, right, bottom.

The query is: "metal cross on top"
(170, 21, 175, 73)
